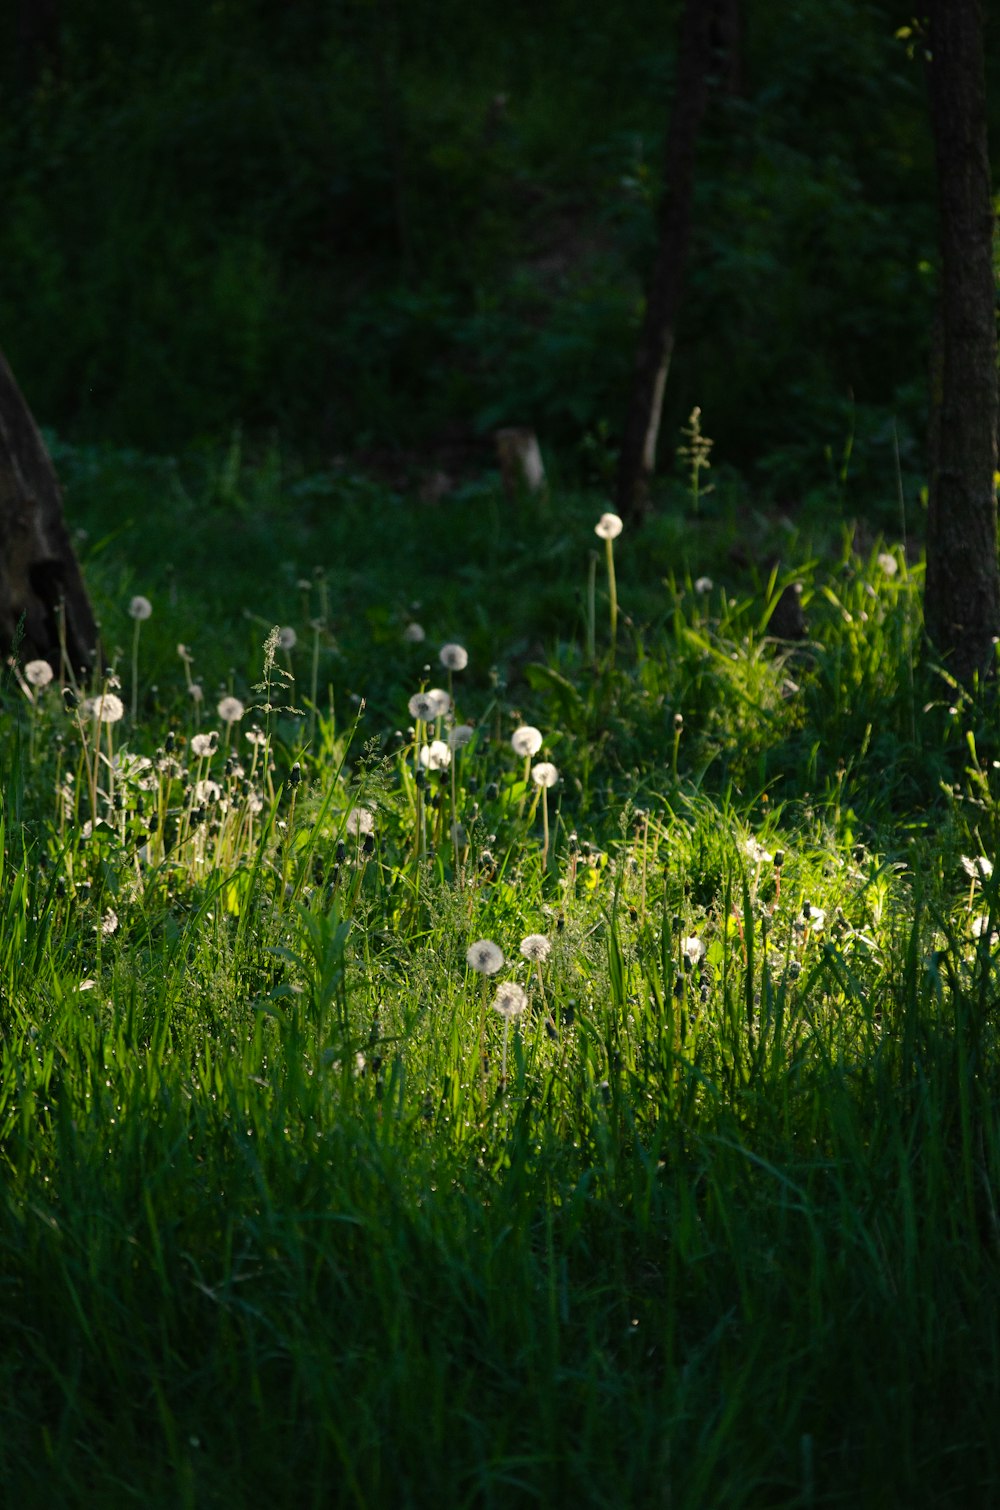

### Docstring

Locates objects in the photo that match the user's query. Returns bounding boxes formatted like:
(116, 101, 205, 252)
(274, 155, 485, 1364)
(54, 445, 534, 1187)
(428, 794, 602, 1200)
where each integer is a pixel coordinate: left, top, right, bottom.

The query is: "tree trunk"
(615, 0, 724, 522)
(0, 352, 98, 678)
(16, 0, 60, 92)
(923, 0, 999, 685)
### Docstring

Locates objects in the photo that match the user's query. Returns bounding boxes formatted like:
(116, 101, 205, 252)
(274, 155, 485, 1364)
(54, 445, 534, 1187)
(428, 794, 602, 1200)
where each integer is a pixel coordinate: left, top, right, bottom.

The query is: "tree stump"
(0, 351, 97, 677)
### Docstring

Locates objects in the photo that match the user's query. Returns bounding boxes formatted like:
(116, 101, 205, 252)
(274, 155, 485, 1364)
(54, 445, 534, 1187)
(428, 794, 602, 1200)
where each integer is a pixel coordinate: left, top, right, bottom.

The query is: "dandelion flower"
(24, 659, 53, 688)
(876, 552, 898, 577)
(128, 595, 153, 621)
(101, 909, 119, 936)
(278, 626, 297, 651)
(439, 642, 469, 671)
(448, 723, 475, 750)
(531, 761, 559, 789)
(492, 981, 529, 1019)
(346, 805, 375, 837)
(466, 939, 504, 975)
(84, 692, 125, 725)
(961, 855, 993, 881)
(594, 512, 623, 541)
(425, 687, 452, 718)
(217, 696, 245, 724)
(681, 935, 706, 965)
(511, 725, 543, 758)
(404, 622, 426, 644)
(408, 691, 437, 722)
(191, 731, 218, 758)
(419, 739, 451, 771)
(519, 933, 551, 963)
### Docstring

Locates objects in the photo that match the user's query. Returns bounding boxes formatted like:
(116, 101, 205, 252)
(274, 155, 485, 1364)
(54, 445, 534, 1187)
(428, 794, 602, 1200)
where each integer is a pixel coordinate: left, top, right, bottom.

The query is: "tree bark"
(923, 0, 999, 685)
(615, 0, 724, 522)
(0, 352, 98, 678)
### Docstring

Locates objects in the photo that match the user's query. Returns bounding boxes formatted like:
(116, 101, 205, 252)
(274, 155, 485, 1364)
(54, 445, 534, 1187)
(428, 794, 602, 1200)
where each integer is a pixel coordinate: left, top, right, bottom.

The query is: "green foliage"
(3, 455, 1000, 1502)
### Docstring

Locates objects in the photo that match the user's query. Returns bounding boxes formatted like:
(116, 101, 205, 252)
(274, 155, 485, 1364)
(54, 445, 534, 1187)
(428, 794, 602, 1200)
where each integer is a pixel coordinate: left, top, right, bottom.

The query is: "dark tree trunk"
(924, 0, 999, 684)
(16, 0, 60, 92)
(0, 352, 98, 678)
(615, 0, 726, 522)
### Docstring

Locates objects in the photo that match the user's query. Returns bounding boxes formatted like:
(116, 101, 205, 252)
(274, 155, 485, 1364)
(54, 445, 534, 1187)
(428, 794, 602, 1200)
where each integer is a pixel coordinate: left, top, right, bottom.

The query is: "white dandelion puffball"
(404, 622, 426, 644)
(128, 595, 153, 621)
(217, 696, 245, 724)
(419, 739, 452, 771)
(439, 642, 469, 671)
(24, 659, 54, 688)
(466, 939, 504, 976)
(408, 691, 436, 722)
(191, 732, 218, 758)
(681, 936, 706, 965)
(448, 724, 475, 750)
(594, 511, 623, 541)
(425, 687, 452, 718)
(278, 626, 297, 650)
(101, 909, 119, 937)
(742, 837, 773, 866)
(493, 981, 529, 1020)
(876, 552, 898, 577)
(519, 934, 551, 963)
(531, 761, 559, 789)
(694, 576, 713, 594)
(245, 727, 267, 748)
(511, 725, 543, 758)
(85, 692, 125, 725)
(806, 907, 826, 933)
(961, 855, 994, 881)
(345, 806, 375, 837)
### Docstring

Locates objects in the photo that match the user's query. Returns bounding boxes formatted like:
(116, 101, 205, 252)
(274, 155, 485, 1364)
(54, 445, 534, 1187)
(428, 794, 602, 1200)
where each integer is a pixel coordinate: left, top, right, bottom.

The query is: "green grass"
(2, 447, 1000, 1507)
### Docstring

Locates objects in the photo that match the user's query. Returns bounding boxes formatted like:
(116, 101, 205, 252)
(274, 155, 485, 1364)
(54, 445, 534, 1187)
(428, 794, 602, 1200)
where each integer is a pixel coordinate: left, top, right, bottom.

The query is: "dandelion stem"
(605, 536, 618, 661)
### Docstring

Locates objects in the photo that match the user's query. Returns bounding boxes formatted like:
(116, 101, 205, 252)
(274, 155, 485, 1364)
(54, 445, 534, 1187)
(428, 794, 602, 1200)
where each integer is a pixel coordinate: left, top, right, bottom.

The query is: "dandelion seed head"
(439, 642, 469, 671)
(404, 622, 426, 644)
(101, 909, 119, 936)
(345, 805, 375, 837)
(594, 511, 624, 541)
(531, 761, 559, 789)
(245, 727, 267, 748)
(448, 723, 475, 750)
(681, 936, 705, 965)
(217, 696, 245, 724)
(425, 687, 452, 718)
(84, 692, 125, 725)
(408, 691, 436, 721)
(493, 981, 529, 1019)
(24, 659, 53, 688)
(511, 725, 543, 758)
(128, 595, 153, 621)
(876, 552, 898, 577)
(466, 939, 504, 975)
(519, 934, 551, 963)
(742, 837, 773, 866)
(694, 576, 713, 594)
(191, 732, 218, 758)
(278, 626, 297, 650)
(419, 739, 451, 771)
(961, 855, 993, 881)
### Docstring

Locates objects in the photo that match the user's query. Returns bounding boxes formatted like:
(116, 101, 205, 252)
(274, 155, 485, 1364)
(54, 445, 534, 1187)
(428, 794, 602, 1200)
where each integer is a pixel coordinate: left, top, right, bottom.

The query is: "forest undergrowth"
(1, 448, 999, 1508)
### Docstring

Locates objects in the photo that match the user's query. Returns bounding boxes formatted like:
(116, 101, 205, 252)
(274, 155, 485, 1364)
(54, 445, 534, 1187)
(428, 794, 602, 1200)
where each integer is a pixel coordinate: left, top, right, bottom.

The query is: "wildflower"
(191, 732, 218, 758)
(278, 626, 297, 650)
(84, 692, 125, 725)
(24, 659, 54, 688)
(876, 552, 898, 577)
(425, 687, 452, 718)
(512, 725, 543, 758)
(448, 723, 475, 750)
(404, 622, 426, 643)
(439, 643, 469, 671)
(594, 512, 624, 541)
(128, 595, 153, 621)
(419, 740, 451, 771)
(694, 576, 713, 594)
(101, 909, 119, 936)
(742, 837, 773, 866)
(961, 855, 993, 881)
(519, 934, 551, 963)
(681, 936, 705, 965)
(493, 981, 529, 1019)
(531, 761, 559, 789)
(217, 696, 245, 724)
(408, 691, 437, 722)
(345, 805, 375, 837)
(466, 939, 504, 976)
(195, 779, 221, 804)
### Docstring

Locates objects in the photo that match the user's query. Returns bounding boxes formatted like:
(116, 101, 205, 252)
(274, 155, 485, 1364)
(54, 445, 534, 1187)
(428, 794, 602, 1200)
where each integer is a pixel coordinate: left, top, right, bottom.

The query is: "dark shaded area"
(0, 0, 996, 498)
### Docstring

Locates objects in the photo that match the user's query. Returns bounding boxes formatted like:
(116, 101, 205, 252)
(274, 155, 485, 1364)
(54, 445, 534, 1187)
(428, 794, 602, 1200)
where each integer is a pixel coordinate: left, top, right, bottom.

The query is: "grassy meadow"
(2, 442, 1000, 1507)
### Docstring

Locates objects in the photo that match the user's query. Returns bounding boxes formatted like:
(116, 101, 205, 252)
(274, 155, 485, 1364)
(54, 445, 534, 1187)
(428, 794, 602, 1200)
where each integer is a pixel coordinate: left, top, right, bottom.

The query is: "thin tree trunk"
(923, 0, 999, 684)
(615, 0, 721, 521)
(0, 352, 98, 677)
